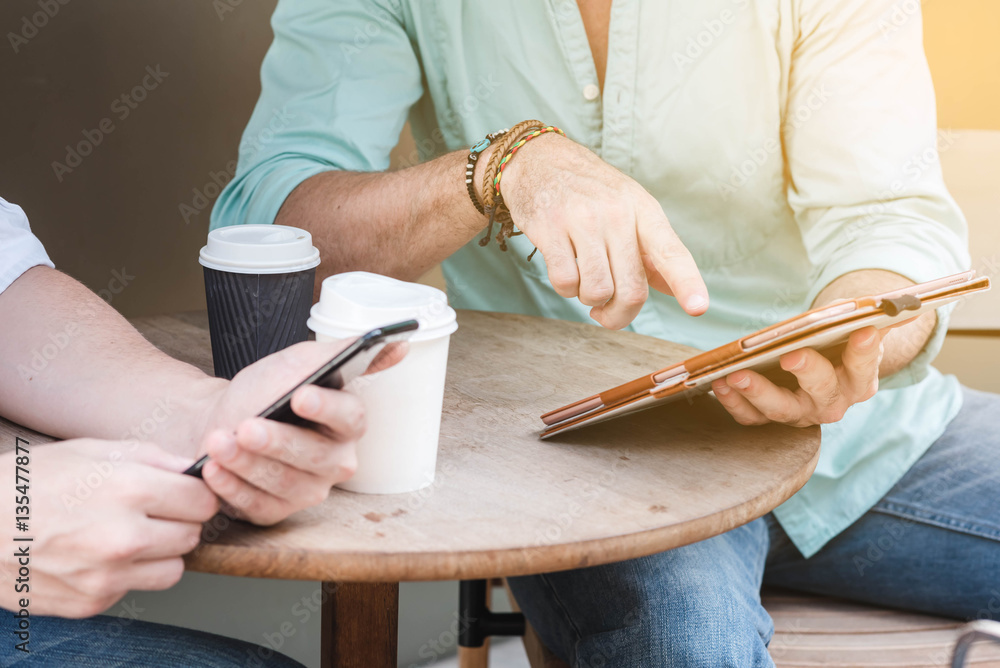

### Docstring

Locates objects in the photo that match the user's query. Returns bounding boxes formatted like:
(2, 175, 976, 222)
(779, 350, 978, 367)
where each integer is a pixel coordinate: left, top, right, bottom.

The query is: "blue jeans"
(508, 387, 1000, 667)
(0, 612, 304, 666)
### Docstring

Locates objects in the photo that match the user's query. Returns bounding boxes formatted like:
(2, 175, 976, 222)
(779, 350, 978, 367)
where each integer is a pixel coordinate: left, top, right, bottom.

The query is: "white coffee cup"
(307, 271, 458, 494)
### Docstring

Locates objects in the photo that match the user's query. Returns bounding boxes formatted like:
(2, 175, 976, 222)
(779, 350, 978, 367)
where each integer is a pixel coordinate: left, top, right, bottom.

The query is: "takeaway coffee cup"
(308, 272, 458, 494)
(199, 225, 321, 379)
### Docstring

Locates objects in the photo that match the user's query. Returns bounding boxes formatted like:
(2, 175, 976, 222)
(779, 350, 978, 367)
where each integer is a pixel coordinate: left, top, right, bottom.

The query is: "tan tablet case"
(540, 271, 991, 438)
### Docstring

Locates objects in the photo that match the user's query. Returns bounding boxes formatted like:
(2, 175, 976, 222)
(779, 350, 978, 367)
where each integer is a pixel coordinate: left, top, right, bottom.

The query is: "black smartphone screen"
(183, 319, 419, 478)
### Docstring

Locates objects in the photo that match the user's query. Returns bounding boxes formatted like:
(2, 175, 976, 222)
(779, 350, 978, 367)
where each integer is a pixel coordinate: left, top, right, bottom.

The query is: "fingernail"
(300, 388, 321, 416)
(215, 433, 237, 461)
(787, 354, 806, 371)
(685, 295, 708, 312)
(859, 330, 877, 348)
(730, 374, 751, 390)
(714, 383, 731, 396)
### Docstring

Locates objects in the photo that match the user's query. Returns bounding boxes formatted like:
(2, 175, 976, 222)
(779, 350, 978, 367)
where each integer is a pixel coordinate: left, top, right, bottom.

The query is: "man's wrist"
(813, 269, 936, 376)
(493, 131, 562, 207)
(163, 373, 228, 458)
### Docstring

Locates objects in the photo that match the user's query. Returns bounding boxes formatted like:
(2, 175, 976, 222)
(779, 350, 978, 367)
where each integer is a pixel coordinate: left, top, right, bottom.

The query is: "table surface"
(1, 310, 820, 582)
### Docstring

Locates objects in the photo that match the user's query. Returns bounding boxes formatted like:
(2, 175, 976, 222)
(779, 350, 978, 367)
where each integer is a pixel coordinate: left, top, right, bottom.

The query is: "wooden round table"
(1, 310, 820, 668)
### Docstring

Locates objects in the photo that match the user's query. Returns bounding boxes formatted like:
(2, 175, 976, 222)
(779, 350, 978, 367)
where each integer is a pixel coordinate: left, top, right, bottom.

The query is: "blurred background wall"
(0, 1, 997, 667)
(1, 0, 996, 315)
(923, 0, 1000, 130)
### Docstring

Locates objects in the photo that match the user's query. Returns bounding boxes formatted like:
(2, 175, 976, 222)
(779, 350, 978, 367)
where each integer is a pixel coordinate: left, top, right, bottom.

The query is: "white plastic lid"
(308, 272, 458, 342)
(199, 225, 321, 274)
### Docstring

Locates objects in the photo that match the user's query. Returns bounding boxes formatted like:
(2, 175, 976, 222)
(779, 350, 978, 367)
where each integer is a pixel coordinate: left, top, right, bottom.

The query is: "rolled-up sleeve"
(784, 0, 970, 382)
(211, 0, 424, 230)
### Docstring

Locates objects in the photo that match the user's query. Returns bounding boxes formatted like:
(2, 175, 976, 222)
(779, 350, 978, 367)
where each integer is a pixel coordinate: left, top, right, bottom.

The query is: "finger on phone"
(79, 439, 197, 475)
(205, 437, 329, 504)
(287, 383, 366, 439)
(127, 463, 220, 522)
(231, 417, 356, 477)
(201, 459, 293, 526)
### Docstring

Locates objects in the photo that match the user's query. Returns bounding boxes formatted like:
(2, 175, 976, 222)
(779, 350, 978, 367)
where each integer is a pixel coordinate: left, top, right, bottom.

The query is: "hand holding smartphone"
(183, 320, 419, 478)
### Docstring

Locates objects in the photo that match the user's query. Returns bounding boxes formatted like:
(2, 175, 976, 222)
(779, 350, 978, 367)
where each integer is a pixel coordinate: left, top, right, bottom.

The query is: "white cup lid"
(308, 272, 457, 342)
(199, 225, 321, 274)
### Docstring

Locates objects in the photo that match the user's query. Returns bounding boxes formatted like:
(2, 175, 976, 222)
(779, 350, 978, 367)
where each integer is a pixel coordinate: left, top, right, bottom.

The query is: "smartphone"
(183, 319, 419, 478)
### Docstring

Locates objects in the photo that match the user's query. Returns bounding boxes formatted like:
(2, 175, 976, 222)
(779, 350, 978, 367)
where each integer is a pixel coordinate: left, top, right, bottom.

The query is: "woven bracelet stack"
(463, 119, 565, 260)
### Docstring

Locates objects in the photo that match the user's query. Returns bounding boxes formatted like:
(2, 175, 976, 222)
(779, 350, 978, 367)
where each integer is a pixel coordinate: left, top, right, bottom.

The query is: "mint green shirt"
(213, 0, 970, 557)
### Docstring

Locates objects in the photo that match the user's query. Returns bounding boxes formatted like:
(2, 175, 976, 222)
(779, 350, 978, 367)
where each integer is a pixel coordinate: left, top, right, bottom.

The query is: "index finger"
(77, 439, 197, 475)
(119, 463, 221, 522)
(637, 208, 708, 315)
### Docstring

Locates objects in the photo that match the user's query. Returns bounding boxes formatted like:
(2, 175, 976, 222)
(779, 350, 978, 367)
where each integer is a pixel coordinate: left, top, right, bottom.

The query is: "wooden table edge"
(185, 437, 819, 582)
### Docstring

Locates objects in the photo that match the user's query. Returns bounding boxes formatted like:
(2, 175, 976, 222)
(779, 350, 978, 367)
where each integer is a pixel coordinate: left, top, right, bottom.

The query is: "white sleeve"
(0, 197, 54, 295)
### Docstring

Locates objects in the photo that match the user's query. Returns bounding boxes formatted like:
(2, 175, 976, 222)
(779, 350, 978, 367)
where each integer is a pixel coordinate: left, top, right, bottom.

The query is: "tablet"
(540, 271, 990, 438)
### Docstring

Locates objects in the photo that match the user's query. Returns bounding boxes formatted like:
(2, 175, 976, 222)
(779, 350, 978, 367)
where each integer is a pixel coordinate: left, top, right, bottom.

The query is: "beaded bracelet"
(475, 120, 565, 261)
(482, 120, 544, 214)
(465, 130, 507, 215)
(492, 125, 565, 197)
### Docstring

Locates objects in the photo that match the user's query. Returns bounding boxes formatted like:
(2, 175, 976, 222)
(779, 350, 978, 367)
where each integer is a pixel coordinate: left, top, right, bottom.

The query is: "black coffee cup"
(199, 225, 321, 379)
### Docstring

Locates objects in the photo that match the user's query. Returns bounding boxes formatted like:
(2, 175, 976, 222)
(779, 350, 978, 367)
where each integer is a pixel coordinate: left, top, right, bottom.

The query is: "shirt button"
(583, 84, 600, 101)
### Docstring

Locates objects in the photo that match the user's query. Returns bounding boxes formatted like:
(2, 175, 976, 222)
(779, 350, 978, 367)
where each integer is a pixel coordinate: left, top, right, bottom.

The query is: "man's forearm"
(0, 266, 222, 454)
(812, 269, 936, 377)
(276, 147, 493, 283)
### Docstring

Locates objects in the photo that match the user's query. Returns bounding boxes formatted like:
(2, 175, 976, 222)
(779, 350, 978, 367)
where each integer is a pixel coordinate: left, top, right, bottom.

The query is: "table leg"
(321, 581, 399, 668)
(457, 579, 492, 668)
(458, 579, 525, 668)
